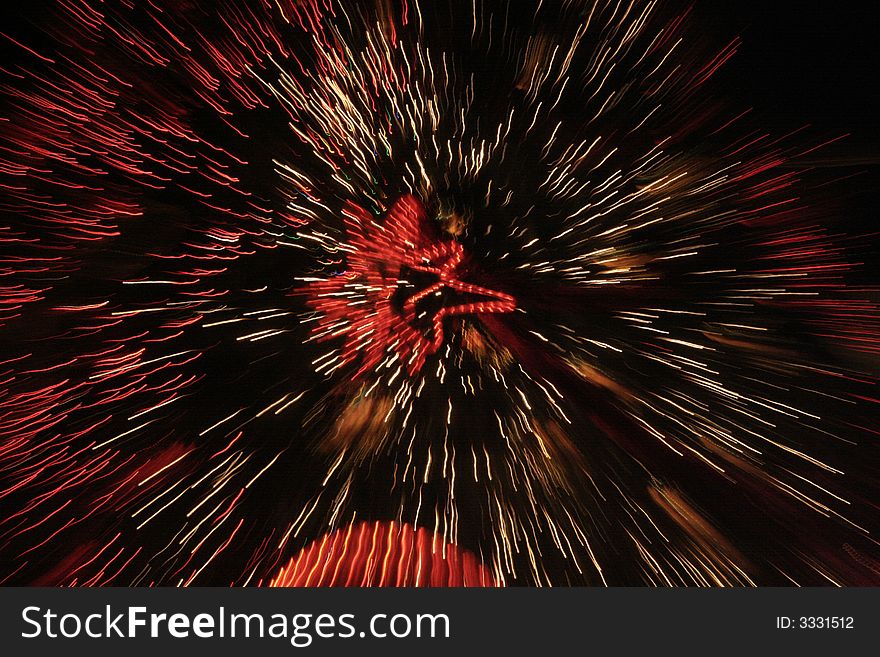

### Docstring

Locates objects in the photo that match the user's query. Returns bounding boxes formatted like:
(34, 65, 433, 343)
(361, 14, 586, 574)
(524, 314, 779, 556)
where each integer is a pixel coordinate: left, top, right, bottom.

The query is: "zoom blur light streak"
(0, 0, 878, 587)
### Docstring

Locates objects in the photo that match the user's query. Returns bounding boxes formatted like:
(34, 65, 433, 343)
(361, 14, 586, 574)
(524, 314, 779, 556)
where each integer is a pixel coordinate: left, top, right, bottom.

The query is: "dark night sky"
(696, 2, 880, 281)
(701, 2, 879, 153)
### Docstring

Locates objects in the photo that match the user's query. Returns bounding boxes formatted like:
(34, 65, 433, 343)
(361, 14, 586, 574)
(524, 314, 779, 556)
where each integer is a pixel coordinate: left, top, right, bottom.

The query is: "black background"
(702, 1, 879, 145)
(699, 1, 880, 281)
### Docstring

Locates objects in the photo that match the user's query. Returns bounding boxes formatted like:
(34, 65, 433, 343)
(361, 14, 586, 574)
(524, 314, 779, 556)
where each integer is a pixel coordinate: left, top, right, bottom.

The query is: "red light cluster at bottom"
(269, 521, 498, 587)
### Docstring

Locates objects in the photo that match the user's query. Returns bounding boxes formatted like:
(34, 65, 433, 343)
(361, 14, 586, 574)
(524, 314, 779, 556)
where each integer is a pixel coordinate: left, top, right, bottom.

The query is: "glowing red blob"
(269, 521, 498, 587)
